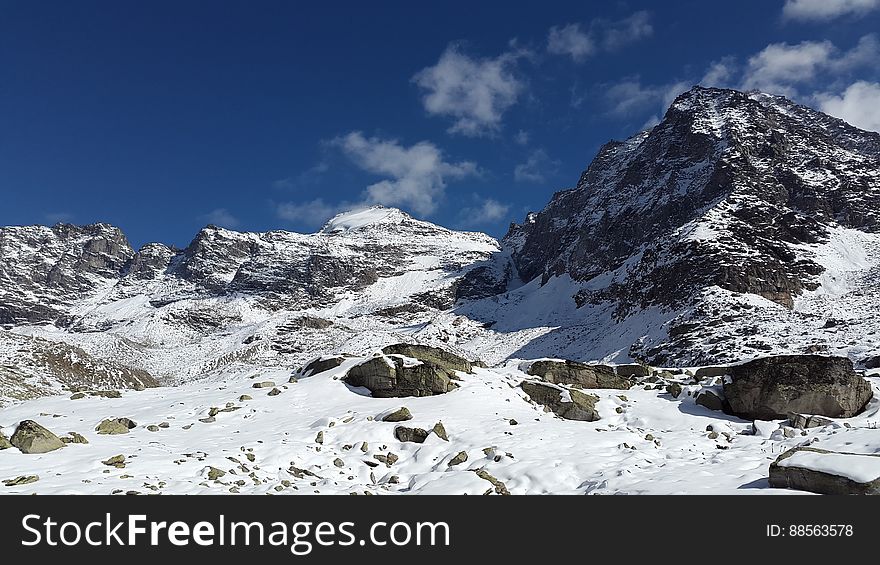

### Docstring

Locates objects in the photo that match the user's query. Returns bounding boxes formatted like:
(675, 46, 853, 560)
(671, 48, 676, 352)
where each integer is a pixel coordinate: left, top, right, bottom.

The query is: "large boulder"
(695, 388, 727, 412)
(695, 366, 730, 378)
(520, 381, 600, 421)
(394, 426, 429, 443)
(344, 355, 458, 398)
(0, 431, 13, 450)
(614, 364, 650, 378)
(769, 446, 880, 495)
(526, 359, 632, 390)
(10, 420, 65, 454)
(95, 417, 138, 435)
(723, 355, 872, 420)
(300, 356, 345, 377)
(381, 344, 475, 374)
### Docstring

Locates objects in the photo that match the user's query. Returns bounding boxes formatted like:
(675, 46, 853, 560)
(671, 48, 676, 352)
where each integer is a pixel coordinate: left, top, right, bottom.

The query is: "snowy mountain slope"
(461, 86, 880, 366)
(1, 357, 877, 495)
(1, 207, 498, 393)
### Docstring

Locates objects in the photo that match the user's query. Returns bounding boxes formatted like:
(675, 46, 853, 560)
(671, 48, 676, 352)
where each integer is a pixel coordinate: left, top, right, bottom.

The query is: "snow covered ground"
(2, 357, 878, 495)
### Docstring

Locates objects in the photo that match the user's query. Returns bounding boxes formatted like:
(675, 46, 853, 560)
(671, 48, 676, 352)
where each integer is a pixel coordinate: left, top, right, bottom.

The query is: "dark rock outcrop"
(526, 359, 632, 390)
(301, 356, 345, 377)
(695, 389, 726, 411)
(723, 355, 872, 420)
(519, 381, 600, 421)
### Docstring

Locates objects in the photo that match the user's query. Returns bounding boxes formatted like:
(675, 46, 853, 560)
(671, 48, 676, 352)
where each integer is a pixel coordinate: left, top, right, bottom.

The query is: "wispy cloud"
(277, 198, 348, 228)
(514, 149, 561, 184)
(412, 43, 528, 137)
(457, 197, 512, 227)
(782, 0, 879, 21)
(603, 78, 690, 125)
(547, 23, 595, 62)
(272, 162, 329, 190)
(547, 11, 653, 63)
(513, 130, 530, 146)
(201, 208, 241, 229)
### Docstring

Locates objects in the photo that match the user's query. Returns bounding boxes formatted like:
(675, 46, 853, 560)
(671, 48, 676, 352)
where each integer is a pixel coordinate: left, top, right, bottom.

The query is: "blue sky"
(2, 0, 880, 248)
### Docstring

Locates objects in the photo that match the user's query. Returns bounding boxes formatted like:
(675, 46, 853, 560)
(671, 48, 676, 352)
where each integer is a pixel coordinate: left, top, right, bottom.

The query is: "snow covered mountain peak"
(319, 206, 411, 234)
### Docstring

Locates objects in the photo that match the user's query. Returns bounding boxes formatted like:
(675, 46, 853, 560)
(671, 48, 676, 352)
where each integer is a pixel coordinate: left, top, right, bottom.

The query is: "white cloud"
(741, 40, 835, 95)
(741, 35, 879, 95)
(202, 208, 240, 229)
(547, 23, 595, 62)
(547, 11, 653, 63)
(513, 130, 530, 145)
(412, 44, 525, 136)
(600, 11, 653, 51)
(514, 149, 560, 184)
(332, 131, 478, 216)
(783, 0, 879, 21)
(815, 81, 880, 131)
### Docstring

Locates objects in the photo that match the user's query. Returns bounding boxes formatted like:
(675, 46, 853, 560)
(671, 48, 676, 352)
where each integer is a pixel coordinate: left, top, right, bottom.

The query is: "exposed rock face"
(344, 355, 459, 398)
(381, 344, 474, 374)
(769, 446, 880, 495)
(9, 420, 65, 454)
(0, 223, 134, 325)
(519, 381, 600, 421)
(722, 355, 872, 420)
(526, 360, 632, 390)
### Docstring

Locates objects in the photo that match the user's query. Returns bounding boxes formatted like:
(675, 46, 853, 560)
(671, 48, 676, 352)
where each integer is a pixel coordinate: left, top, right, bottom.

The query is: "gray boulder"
(394, 426, 429, 443)
(301, 356, 345, 376)
(95, 417, 137, 435)
(520, 381, 600, 421)
(381, 343, 475, 374)
(695, 366, 731, 378)
(769, 446, 880, 495)
(381, 407, 413, 422)
(788, 413, 834, 429)
(723, 355, 872, 420)
(10, 420, 65, 454)
(614, 364, 650, 378)
(0, 431, 12, 450)
(695, 389, 726, 412)
(526, 359, 632, 390)
(344, 355, 458, 398)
